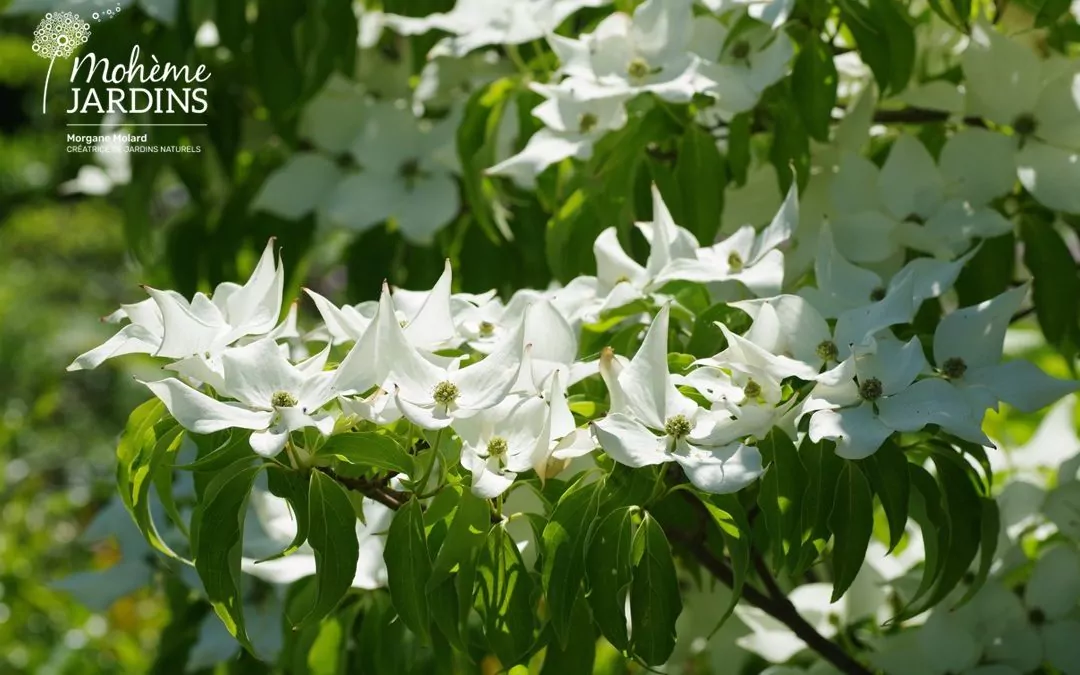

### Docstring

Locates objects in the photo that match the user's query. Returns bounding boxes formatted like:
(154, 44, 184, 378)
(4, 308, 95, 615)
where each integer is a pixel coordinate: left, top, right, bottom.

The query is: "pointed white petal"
(966, 361, 1080, 414)
(67, 324, 160, 371)
(250, 425, 289, 457)
(618, 305, 672, 428)
(878, 135, 945, 220)
(141, 378, 272, 434)
(877, 378, 991, 445)
(934, 285, 1027, 369)
(833, 275, 916, 357)
(808, 404, 893, 460)
(962, 18, 1043, 126)
(1025, 546, 1080, 620)
(940, 129, 1018, 204)
(403, 260, 459, 350)
(591, 414, 671, 468)
(672, 441, 763, 494)
(1017, 140, 1080, 214)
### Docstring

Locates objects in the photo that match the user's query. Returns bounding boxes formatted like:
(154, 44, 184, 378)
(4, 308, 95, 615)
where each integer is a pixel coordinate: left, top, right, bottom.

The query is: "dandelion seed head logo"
(32, 11, 90, 59)
(33, 11, 91, 114)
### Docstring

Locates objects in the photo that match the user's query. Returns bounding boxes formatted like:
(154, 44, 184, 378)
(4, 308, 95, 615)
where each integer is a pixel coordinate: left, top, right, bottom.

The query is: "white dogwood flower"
(654, 182, 798, 297)
(799, 222, 973, 319)
(830, 134, 1013, 263)
(932, 285, 1080, 415)
(322, 101, 461, 244)
(961, 19, 1080, 213)
(807, 337, 988, 459)
(305, 260, 460, 353)
(547, 0, 701, 102)
(591, 305, 764, 493)
(141, 338, 335, 457)
(385, 0, 609, 58)
(690, 16, 794, 119)
(68, 239, 285, 372)
(371, 303, 527, 429)
(455, 394, 547, 498)
(487, 83, 630, 187)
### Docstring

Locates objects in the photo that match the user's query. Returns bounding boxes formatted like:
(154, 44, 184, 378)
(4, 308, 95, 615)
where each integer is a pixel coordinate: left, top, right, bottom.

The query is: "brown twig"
(315, 466, 408, 511)
(667, 491, 873, 675)
(668, 528, 872, 675)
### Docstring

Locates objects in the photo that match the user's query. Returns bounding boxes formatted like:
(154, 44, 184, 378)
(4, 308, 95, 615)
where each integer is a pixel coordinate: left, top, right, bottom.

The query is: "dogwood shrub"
(54, 0, 1080, 672)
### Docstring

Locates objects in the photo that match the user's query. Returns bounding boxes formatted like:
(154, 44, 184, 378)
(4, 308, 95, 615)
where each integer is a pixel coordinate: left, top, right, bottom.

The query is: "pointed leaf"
(384, 498, 432, 641)
(828, 462, 873, 602)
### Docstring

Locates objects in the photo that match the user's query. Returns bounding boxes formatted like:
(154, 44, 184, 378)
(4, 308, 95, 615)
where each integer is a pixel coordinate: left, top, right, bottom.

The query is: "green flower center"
(869, 287, 886, 302)
(486, 436, 508, 457)
(816, 340, 839, 362)
(858, 377, 883, 402)
(433, 380, 460, 406)
(271, 391, 298, 408)
(743, 379, 762, 400)
(1028, 608, 1046, 626)
(399, 158, 421, 180)
(727, 252, 744, 272)
(664, 414, 693, 440)
(942, 357, 967, 380)
(730, 40, 751, 60)
(578, 112, 598, 134)
(1013, 113, 1038, 138)
(627, 57, 651, 79)
(478, 321, 496, 337)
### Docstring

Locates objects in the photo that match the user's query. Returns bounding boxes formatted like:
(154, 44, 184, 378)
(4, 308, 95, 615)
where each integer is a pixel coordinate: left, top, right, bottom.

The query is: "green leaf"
(860, 440, 910, 552)
(177, 429, 255, 473)
(429, 489, 491, 589)
(116, 398, 166, 505)
(792, 37, 839, 141)
(828, 461, 873, 602)
(687, 303, 753, 358)
(727, 112, 751, 185)
(629, 515, 682, 666)
(765, 83, 811, 193)
(252, 0, 304, 134)
(757, 429, 806, 571)
(915, 450, 984, 611)
(954, 233, 1016, 307)
(1022, 217, 1079, 353)
(838, 0, 916, 95)
(355, 593, 407, 674)
(192, 458, 263, 650)
(585, 506, 637, 651)
(540, 597, 596, 675)
(128, 420, 186, 560)
(673, 124, 726, 243)
(261, 466, 311, 563)
(315, 431, 416, 476)
(704, 494, 750, 626)
(795, 439, 844, 572)
(384, 498, 433, 641)
(476, 526, 536, 667)
(904, 464, 949, 613)
(542, 477, 601, 647)
(957, 497, 1000, 606)
(458, 78, 516, 243)
(428, 575, 467, 652)
(295, 471, 359, 627)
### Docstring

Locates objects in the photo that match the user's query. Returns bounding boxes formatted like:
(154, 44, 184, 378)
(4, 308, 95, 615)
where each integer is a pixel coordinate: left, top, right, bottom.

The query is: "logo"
(31, 8, 211, 121)
(31, 11, 91, 114)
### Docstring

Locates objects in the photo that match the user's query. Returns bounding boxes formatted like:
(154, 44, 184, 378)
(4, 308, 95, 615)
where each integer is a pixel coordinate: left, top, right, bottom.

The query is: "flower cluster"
(71, 182, 1079, 501)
